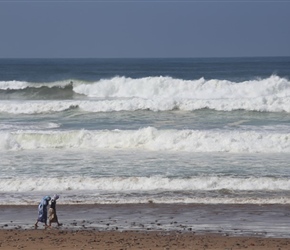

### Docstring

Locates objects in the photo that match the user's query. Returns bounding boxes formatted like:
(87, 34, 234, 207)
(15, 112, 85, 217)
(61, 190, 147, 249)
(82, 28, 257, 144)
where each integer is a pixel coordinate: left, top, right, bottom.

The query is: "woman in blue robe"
(34, 196, 51, 228)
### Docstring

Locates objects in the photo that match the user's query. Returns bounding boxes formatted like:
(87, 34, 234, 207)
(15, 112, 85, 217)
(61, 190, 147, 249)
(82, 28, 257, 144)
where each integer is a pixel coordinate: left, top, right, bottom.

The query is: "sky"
(0, 0, 289, 58)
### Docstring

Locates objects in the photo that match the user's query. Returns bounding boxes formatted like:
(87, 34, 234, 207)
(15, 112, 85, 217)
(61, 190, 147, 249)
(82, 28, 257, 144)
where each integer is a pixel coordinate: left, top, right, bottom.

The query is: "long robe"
(48, 199, 58, 223)
(37, 197, 49, 223)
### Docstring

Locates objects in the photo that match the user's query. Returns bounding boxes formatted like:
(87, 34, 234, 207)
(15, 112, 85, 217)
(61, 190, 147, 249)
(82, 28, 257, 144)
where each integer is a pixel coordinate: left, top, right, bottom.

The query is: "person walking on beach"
(35, 196, 51, 229)
(48, 194, 62, 227)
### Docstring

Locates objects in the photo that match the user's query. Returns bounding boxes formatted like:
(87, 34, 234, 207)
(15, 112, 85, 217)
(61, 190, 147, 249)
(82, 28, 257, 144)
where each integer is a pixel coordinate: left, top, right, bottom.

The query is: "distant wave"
(0, 80, 74, 90)
(0, 81, 78, 100)
(1, 127, 290, 153)
(1, 75, 289, 98)
(1, 75, 290, 113)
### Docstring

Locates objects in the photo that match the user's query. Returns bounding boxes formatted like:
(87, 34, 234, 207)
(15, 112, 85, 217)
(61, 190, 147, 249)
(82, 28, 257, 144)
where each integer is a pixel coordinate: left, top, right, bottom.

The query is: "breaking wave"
(1, 127, 290, 153)
(1, 176, 290, 205)
(1, 75, 290, 113)
(1, 176, 290, 192)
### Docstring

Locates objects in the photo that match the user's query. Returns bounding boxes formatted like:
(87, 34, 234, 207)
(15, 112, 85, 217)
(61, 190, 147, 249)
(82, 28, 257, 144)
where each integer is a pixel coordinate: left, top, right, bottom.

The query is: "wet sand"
(1, 204, 290, 249)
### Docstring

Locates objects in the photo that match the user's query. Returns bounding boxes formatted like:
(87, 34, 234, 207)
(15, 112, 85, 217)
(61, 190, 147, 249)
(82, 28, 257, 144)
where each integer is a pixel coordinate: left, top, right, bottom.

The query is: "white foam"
(0, 122, 59, 131)
(0, 80, 31, 90)
(1, 127, 290, 153)
(1, 94, 290, 114)
(0, 176, 289, 192)
(1, 192, 290, 205)
(0, 100, 77, 114)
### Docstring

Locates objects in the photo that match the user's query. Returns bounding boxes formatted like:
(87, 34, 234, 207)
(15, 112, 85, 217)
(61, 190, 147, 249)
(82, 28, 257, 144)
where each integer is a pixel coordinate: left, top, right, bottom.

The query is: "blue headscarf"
(41, 196, 51, 206)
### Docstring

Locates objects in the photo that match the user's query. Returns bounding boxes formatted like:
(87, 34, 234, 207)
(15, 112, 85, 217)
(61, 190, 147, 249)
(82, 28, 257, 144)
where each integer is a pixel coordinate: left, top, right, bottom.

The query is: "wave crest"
(1, 75, 290, 113)
(73, 75, 290, 100)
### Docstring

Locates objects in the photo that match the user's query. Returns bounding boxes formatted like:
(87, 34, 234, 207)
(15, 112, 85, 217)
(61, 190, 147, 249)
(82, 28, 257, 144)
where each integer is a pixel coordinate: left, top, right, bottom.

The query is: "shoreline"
(1, 203, 290, 237)
(1, 204, 290, 249)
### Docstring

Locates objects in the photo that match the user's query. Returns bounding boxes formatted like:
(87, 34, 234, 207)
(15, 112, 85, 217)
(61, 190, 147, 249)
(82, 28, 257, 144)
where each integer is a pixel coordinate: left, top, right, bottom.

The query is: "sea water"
(1, 57, 290, 205)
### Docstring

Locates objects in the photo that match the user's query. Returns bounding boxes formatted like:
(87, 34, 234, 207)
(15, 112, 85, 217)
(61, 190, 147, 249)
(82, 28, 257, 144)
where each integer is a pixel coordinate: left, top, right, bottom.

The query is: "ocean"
(1, 57, 290, 206)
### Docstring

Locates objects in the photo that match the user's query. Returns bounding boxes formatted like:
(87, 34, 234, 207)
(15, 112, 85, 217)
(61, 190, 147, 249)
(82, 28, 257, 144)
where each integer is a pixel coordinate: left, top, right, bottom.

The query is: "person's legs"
(56, 218, 62, 226)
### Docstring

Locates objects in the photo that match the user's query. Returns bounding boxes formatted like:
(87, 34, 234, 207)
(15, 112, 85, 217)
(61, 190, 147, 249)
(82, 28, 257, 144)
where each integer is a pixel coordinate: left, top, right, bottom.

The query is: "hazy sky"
(0, 0, 289, 58)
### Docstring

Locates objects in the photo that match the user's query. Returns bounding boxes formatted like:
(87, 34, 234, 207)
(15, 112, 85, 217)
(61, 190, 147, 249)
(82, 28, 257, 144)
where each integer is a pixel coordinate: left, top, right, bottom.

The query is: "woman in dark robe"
(35, 196, 51, 228)
(48, 194, 62, 227)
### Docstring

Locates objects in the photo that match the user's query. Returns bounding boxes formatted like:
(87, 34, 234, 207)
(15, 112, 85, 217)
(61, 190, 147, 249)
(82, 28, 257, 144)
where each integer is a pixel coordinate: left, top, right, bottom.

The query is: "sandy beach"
(1, 204, 290, 249)
(1, 229, 290, 250)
